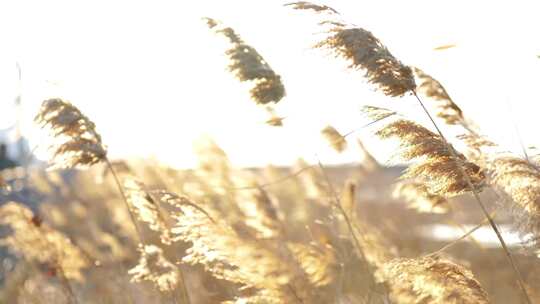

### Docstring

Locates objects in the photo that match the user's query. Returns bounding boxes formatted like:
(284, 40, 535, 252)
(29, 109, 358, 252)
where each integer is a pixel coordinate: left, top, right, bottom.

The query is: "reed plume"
(376, 119, 485, 197)
(414, 68, 464, 126)
(410, 79, 533, 303)
(378, 255, 490, 304)
(393, 181, 449, 214)
(361, 105, 397, 122)
(489, 156, 540, 246)
(124, 178, 173, 245)
(456, 133, 497, 160)
(204, 17, 285, 105)
(156, 191, 312, 302)
(288, 2, 416, 97)
(34, 98, 165, 281)
(288, 243, 338, 287)
(413, 68, 497, 164)
(0, 202, 88, 281)
(128, 245, 179, 292)
(35, 98, 106, 169)
(235, 183, 283, 239)
(321, 125, 347, 152)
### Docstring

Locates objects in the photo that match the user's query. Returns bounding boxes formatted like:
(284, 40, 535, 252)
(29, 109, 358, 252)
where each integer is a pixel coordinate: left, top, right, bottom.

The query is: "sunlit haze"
(1, 0, 540, 168)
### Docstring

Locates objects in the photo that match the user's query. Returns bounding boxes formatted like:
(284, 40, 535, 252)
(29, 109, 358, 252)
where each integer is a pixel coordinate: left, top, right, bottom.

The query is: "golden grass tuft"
(321, 125, 347, 153)
(489, 156, 540, 245)
(287, 242, 338, 287)
(204, 17, 286, 105)
(378, 255, 490, 304)
(315, 27, 416, 97)
(156, 192, 313, 302)
(124, 178, 173, 245)
(361, 105, 397, 122)
(234, 183, 283, 239)
(0, 202, 89, 281)
(288, 2, 416, 97)
(457, 133, 497, 155)
(490, 156, 540, 217)
(414, 68, 464, 126)
(34, 98, 106, 169)
(376, 119, 485, 197)
(393, 181, 450, 214)
(128, 244, 179, 292)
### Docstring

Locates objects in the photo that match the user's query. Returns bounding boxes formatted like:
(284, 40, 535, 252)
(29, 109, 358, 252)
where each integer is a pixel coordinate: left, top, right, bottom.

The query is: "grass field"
(1, 2, 539, 303)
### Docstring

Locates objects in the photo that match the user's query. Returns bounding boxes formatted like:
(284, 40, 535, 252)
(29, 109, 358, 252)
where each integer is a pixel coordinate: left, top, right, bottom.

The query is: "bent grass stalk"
(412, 91, 532, 304)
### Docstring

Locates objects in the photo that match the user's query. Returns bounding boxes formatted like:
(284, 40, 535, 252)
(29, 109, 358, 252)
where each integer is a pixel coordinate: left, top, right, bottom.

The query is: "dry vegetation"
(1, 2, 539, 304)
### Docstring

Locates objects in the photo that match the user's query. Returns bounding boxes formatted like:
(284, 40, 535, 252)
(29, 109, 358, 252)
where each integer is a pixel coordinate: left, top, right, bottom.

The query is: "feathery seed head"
(489, 156, 540, 247)
(490, 157, 540, 216)
(315, 27, 416, 97)
(129, 244, 179, 292)
(457, 134, 497, 152)
(236, 184, 283, 239)
(321, 125, 347, 152)
(414, 68, 464, 125)
(161, 193, 312, 301)
(361, 105, 397, 123)
(377, 119, 485, 197)
(379, 256, 490, 304)
(35, 98, 106, 169)
(124, 179, 173, 245)
(288, 243, 338, 287)
(205, 18, 286, 105)
(0, 202, 89, 281)
(393, 181, 449, 214)
(288, 2, 416, 97)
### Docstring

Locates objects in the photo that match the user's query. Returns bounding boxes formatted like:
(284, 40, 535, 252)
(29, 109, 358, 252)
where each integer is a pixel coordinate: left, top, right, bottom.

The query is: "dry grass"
(204, 17, 285, 105)
(393, 181, 450, 214)
(378, 255, 490, 304)
(321, 125, 348, 153)
(0, 2, 538, 304)
(35, 98, 107, 169)
(376, 119, 485, 197)
(288, 1, 416, 97)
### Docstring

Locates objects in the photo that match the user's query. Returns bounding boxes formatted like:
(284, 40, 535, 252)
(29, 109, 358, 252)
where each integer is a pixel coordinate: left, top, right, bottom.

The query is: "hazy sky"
(1, 0, 539, 168)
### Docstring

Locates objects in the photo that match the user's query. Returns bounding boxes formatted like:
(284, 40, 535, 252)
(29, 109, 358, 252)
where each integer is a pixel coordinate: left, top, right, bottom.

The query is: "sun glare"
(1, 0, 540, 168)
